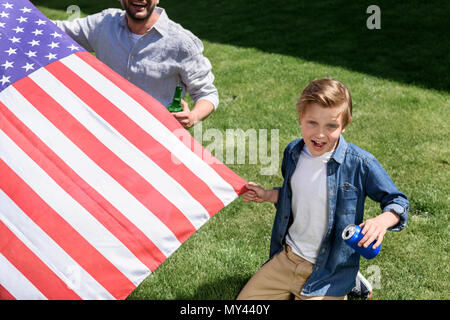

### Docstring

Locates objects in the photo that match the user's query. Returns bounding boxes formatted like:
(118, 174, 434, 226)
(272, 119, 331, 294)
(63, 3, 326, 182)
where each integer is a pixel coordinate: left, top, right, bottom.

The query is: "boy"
(238, 78, 409, 299)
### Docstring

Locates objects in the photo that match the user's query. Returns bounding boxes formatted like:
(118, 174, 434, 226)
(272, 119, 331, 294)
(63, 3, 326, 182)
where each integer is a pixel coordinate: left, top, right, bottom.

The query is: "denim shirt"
(270, 135, 409, 297)
(54, 7, 219, 109)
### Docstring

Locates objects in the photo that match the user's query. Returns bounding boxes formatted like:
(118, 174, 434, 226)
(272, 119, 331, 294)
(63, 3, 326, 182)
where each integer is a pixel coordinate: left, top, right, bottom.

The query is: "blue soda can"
(342, 224, 381, 259)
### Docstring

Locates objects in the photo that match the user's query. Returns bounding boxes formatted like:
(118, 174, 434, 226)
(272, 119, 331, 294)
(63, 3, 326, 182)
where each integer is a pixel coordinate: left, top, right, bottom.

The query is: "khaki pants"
(237, 245, 346, 300)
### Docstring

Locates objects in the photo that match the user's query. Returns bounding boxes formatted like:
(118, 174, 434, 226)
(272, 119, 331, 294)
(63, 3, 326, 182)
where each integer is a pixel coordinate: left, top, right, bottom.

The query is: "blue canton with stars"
(0, 0, 85, 92)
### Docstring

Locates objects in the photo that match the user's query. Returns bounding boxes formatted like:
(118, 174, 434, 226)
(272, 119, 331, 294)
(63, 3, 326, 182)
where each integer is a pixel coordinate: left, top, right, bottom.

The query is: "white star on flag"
(0, 75, 11, 85)
(50, 31, 62, 38)
(28, 39, 40, 46)
(4, 48, 17, 55)
(21, 62, 34, 71)
(16, 16, 27, 23)
(1, 60, 14, 69)
(34, 18, 46, 25)
(68, 44, 79, 51)
(32, 29, 43, 36)
(25, 50, 37, 58)
(48, 41, 59, 49)
(13, 26, 24, 33)
(2, 2, 13, 9)
(8, 36, 20, 43)
(20, 7, 32, 13)
(45, 52, 57, 60)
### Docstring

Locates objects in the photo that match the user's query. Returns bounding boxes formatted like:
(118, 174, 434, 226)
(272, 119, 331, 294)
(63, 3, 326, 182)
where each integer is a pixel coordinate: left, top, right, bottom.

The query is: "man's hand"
(171, 99, 196, 129)
(171, 99, 215, 129)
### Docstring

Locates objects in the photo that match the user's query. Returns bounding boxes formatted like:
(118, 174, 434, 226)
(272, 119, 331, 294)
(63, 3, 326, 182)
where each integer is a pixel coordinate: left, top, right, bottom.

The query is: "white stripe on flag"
(0, 86, 181, 258)
(60, 54, 238, 206)
(0, 128, 150, 285)
(28, 68, 210, 229)
(0, 252, 47, 300)
(0, 190, 115, 300)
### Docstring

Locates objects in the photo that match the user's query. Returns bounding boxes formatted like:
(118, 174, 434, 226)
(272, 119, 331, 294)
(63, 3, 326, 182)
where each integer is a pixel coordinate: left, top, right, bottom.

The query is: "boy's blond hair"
(297, 78, 353, 128)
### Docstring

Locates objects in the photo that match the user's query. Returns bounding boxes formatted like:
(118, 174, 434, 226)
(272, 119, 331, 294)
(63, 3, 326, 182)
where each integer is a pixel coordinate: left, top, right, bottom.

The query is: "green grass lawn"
(36, 0, 449, 300)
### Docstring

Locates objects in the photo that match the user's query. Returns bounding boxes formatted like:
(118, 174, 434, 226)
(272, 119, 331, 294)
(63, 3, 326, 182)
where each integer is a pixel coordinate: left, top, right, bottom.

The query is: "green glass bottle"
(167, 85, 184, 112)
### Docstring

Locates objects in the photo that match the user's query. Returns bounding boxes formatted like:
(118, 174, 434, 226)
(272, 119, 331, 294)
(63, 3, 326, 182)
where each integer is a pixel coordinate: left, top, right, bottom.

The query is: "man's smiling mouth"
(131, 2, 147, 8)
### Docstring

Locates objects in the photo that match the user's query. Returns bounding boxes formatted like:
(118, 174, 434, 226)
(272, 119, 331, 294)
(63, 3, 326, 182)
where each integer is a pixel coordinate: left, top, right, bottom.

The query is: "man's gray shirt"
(54, 7, 219, 109)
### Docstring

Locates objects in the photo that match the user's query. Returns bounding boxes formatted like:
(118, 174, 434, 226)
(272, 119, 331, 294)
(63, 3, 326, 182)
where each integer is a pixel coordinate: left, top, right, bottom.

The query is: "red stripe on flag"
(0, 101, 166, 273)
(45, 60, 225, 217)
(76, 52, 247, 196)
(13, 77, 196, 243)
(0, 219, 81, 300)
(0, 284, 16, 300)
(0, 159, 135, 300)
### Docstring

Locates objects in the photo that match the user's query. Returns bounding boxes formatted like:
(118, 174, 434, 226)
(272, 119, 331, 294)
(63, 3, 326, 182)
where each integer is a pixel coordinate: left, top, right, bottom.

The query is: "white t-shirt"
(130, 32, 143, 44)
(285, 146, 332, 264)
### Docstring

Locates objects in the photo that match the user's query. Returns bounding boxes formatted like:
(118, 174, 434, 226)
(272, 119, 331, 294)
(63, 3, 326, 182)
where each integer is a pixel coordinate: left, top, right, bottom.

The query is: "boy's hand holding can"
(358, 211, 400, 249)
(343, 211, 401, 259)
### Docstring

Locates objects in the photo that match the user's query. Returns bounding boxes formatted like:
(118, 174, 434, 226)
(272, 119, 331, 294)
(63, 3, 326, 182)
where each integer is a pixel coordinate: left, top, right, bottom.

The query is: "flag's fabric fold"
(0, 0, 246, 300)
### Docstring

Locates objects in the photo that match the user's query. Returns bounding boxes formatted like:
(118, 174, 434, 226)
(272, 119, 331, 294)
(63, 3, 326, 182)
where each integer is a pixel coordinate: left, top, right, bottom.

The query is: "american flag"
(0, 0, 246, 300)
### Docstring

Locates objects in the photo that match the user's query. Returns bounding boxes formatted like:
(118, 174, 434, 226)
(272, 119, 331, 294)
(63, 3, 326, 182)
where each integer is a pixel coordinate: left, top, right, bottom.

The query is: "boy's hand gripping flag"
(0, 0, 246, 300)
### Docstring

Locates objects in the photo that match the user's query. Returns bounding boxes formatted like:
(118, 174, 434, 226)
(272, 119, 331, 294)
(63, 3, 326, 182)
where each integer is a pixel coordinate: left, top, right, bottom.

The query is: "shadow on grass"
(163, 0, 449, 93)
(175, 275, 366, 300)
(36, 0, 450, 92)
(175, 275, 249, 300)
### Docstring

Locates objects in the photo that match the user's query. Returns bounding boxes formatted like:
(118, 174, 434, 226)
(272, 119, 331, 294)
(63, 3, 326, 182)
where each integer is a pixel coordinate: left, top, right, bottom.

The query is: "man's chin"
(128, 15, 149, 22)
(127, 12, 150, 21)
(125, 7, 154, 22)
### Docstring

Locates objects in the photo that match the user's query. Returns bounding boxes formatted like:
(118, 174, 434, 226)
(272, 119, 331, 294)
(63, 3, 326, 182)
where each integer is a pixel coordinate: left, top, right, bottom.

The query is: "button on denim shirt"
(54, 7, 219, 109)
(271, 135, 409, 297)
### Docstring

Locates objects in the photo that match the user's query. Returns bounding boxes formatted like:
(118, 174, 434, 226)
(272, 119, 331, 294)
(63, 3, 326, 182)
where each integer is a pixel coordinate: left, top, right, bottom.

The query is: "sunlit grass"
(38, 0, 450, 300)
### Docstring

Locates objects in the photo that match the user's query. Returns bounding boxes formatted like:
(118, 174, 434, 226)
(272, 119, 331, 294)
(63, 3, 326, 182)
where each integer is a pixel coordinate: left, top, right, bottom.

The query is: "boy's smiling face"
(299, 103, 350, 157)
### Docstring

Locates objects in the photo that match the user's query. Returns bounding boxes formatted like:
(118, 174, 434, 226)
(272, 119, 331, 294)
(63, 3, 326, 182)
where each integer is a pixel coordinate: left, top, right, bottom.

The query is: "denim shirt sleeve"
(364, 156, 409, 231)
(273, 142, 291, 210)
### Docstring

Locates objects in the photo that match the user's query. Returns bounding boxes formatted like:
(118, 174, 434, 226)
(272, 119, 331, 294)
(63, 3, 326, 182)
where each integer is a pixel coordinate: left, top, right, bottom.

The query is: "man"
(54, 0, 218, 128)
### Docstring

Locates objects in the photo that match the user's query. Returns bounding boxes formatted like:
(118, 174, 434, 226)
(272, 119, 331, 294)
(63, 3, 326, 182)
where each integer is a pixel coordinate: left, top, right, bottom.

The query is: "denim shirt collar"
(119, 7, 169, 37)
(291, 135, 348, 164)
(331, 135, 348, 164)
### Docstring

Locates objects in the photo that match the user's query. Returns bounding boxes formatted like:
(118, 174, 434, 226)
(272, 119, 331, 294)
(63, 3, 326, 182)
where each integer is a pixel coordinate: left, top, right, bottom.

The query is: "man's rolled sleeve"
(180, 50, 219, 109)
